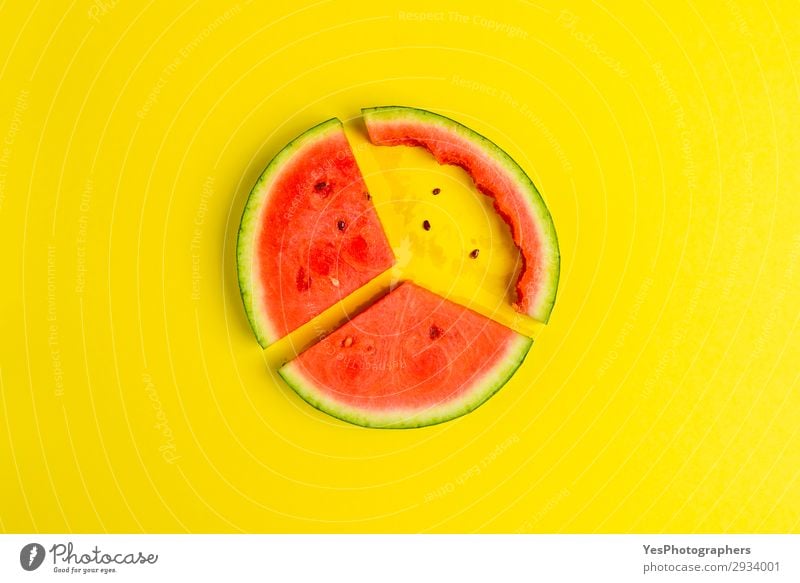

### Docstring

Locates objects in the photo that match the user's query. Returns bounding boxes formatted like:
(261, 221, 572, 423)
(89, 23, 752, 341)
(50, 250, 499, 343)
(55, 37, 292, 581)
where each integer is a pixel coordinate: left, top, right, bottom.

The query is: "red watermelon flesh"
(362, 106, 559, 323)
(237, 119, 395, 346)
(279, 282, 532, 428)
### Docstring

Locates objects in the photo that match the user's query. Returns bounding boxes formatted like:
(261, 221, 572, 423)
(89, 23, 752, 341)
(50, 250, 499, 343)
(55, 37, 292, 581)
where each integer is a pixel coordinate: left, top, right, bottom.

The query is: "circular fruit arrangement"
(237, 106, 559, 428)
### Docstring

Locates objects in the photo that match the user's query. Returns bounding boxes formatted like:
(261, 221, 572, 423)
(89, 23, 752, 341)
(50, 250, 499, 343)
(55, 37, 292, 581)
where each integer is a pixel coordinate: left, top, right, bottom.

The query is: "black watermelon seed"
(429, 324, 443, 340)
(314, 181, 328, 191)
(422, 220, 431, 231)
(365, 192, 372, 201)
(337, 219, 346, 231)
(432, 188, 441, 195)
(470, 249, 480, 259)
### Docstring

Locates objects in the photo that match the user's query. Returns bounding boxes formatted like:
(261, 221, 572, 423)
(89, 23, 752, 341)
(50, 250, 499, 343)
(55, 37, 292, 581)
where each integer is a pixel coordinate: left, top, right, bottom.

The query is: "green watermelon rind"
(362, 106, 560, 323)
(277, 334, 533, 429)
(236, 118, 343, 348)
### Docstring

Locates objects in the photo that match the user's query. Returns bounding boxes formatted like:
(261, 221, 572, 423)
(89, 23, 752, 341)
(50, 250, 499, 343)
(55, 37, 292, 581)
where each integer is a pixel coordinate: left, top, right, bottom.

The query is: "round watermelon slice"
(237, 119, 395, 347)
(362, 106, 560, 322)
(279, 282, 532, 428)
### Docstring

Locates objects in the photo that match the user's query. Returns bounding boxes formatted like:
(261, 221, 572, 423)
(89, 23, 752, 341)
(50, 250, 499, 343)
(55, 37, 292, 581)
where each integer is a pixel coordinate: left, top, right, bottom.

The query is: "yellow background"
(1, 0, 798, 533)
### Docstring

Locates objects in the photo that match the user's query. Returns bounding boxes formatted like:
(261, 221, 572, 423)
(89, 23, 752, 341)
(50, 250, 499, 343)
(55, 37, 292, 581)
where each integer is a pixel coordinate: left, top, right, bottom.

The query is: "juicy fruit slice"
(362, 106, 559, 322)
(237, 119, 395, 347)
(279, 282, 532, 428)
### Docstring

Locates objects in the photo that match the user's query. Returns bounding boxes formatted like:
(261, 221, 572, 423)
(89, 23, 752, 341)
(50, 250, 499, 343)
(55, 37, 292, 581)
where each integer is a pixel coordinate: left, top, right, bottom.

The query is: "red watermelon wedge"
(279, 282, 532, 428)
(363, 106, 560, 322)
(237, 119, 395, 347)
